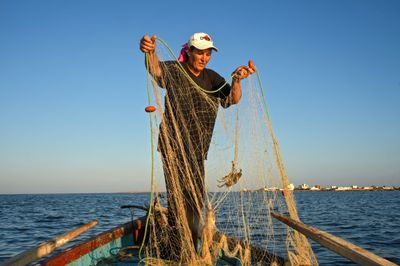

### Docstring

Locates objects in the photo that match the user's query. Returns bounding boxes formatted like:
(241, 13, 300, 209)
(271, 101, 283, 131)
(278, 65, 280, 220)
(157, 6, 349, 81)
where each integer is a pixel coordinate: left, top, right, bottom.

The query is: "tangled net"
(141, 37, 318, 265)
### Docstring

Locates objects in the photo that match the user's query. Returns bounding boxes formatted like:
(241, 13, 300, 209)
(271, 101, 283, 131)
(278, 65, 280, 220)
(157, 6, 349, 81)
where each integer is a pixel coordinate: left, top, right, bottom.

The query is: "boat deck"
(60, 235, 243, 266)
(38, 219, 272, 266)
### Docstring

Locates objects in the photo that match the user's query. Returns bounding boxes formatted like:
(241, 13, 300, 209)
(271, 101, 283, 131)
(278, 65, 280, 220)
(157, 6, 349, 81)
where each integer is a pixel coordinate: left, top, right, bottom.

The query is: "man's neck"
(187, 63, 201, 77)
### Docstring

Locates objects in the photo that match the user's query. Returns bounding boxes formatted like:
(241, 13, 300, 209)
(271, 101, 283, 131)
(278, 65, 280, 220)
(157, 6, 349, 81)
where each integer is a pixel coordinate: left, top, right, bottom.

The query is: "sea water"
(0, 191, 399, 265)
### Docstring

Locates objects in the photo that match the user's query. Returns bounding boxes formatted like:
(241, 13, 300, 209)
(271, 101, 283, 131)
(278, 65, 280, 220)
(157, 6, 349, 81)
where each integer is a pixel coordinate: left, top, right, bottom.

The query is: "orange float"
(145, 106, 156, 113)
(248, 60, 257, 72)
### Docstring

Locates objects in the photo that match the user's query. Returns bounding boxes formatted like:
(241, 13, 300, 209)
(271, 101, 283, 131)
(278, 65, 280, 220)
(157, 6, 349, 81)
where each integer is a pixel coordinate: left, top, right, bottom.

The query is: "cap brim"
(192, 44, 218, 52)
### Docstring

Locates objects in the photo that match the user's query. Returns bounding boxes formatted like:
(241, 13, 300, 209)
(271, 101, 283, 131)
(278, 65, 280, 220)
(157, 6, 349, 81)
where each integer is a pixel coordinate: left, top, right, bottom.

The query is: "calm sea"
(0, 191, 399, 265)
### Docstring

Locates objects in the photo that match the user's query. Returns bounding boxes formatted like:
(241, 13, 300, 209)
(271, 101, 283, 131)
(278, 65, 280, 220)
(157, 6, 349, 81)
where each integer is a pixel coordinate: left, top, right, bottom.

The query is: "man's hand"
(232, 60, 257, 81)
(140, 34, 161, 77)
(140, 35, 157, 53)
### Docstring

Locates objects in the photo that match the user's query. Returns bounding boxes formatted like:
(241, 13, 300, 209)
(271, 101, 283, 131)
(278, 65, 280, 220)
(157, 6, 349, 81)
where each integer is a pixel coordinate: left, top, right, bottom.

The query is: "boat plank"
(1, 220, 97, 266)
(39, 218, 146, 266)
(272, 212, 397, 266)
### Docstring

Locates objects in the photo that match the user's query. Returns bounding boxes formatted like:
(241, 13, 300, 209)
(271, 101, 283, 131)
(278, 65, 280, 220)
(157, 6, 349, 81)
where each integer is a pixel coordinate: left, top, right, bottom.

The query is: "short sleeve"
(152, 61, 176, 89)
(210, 71, 232, 108)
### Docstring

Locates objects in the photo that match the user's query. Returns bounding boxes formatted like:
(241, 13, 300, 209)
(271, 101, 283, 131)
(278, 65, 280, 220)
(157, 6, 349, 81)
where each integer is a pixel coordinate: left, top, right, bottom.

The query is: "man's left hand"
(232, 60, 257, 81)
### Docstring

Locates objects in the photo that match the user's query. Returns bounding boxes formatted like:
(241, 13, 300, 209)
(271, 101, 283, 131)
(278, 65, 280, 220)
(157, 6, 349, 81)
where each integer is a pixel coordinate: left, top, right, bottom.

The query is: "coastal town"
(257, 184, 400, 192)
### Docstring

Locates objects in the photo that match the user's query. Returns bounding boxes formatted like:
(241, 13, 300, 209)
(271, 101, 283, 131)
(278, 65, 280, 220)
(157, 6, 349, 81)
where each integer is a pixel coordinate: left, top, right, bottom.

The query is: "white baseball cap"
(188, 32, 218, 51)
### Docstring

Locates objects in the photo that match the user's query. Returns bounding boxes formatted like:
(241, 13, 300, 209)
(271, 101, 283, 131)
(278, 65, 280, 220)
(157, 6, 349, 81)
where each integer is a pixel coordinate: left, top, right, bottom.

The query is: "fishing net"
(141, 37, 318, 265)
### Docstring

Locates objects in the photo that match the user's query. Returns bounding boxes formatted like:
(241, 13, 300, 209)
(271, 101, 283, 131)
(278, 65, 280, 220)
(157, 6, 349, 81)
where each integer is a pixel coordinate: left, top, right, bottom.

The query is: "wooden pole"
(271, 212, 397, 266)
(1, 220, 98, 266)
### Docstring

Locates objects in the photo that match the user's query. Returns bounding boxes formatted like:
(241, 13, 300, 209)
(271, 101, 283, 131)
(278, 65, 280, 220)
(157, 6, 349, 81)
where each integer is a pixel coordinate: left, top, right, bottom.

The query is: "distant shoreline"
(1, 188, 399, 195)
(245, 186, 400, 193)
(293, 188, 400, 192)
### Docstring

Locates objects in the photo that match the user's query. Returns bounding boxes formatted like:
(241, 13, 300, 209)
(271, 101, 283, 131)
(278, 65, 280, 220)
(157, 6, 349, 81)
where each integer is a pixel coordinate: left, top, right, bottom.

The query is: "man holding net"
(140, 32, 256, 259)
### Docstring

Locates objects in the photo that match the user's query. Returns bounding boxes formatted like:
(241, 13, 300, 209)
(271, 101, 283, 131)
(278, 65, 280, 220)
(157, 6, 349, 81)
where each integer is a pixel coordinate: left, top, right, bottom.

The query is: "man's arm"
(229, 78, 243, 104)
(140, 35, 162, 78)
(228, 60, 257, 104)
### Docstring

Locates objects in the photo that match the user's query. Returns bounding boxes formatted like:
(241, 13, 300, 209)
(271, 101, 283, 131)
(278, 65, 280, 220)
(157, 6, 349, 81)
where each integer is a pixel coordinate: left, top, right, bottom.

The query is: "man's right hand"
(140, 35, 157, 53)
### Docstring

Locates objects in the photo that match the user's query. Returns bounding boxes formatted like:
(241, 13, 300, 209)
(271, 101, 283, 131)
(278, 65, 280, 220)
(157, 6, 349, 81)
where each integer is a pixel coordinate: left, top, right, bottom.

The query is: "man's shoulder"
(160, 60, 178, 67)
(159, 60, 181, 75)
(204, 67, 219, 75)
(203, 67, 224, 83)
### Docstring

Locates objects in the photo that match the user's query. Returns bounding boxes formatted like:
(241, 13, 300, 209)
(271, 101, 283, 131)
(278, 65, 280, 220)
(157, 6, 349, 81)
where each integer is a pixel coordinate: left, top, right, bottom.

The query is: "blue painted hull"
(39, 217, 285, 266)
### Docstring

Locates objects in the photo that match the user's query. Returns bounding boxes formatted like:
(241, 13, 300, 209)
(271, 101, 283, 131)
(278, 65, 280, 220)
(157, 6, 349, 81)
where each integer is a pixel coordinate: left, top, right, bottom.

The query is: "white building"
(299, 184, 310, 190)
(264, 186, 278, 192)
(336, 186, 352, 191)
(287, 184, 295, 191)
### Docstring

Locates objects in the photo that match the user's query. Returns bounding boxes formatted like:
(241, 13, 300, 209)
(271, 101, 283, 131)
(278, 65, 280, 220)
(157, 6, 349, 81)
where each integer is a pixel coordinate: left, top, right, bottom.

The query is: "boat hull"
(39, 218, 146, 266)
(38, 216, 285, 266)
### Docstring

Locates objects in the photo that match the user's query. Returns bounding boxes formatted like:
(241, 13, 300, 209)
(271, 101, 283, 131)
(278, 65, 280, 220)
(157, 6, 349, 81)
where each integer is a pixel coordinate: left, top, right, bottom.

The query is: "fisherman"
(139, 32, 256, 257)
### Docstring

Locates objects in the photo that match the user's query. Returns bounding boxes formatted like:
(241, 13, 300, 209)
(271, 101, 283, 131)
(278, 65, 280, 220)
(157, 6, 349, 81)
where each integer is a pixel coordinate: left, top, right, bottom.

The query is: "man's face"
(187, 48, 212, 73)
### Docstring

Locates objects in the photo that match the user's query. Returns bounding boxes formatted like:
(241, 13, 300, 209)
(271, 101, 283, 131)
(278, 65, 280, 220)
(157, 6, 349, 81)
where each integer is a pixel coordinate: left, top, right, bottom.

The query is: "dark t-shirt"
(156, 61, 232, 160)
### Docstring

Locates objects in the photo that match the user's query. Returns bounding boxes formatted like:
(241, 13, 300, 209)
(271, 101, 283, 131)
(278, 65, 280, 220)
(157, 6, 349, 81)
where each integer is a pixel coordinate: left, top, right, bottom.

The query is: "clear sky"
(1, 0, 399, 194)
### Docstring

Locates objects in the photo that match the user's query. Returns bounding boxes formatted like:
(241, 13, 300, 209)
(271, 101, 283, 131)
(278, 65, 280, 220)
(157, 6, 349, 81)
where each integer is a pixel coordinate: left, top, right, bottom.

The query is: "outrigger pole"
(271, 212, 397, 266)
(1, 220, 98, 266)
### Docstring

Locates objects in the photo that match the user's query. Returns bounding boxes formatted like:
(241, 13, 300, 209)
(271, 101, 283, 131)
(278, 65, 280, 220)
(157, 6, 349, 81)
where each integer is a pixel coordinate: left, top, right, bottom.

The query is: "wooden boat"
(1, 205, 285, 266)
(41, 220, 282, 265)
(2, 206, 396, 266)
(37, 216, 285, 265)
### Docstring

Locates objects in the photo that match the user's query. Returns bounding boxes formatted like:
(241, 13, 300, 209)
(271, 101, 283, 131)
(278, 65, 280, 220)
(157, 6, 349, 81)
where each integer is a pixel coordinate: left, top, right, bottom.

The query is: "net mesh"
(142, 39, 318, 265)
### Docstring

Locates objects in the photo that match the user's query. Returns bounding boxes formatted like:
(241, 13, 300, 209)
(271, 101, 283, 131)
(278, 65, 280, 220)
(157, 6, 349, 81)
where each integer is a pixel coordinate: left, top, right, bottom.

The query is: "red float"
(248, 60, 257, 72)
(145, 106, 156, 113)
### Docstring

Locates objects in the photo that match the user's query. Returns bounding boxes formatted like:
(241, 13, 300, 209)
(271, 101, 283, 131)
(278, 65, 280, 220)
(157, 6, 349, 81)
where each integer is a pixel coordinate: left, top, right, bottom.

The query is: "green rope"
(255, 70, 280, 148)
(255, 71, 273, 124)
(139, 53, 157, 259)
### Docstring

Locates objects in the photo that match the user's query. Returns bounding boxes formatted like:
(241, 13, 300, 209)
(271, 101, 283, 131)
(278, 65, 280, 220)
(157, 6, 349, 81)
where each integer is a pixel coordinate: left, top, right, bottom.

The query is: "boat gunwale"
(38, 217, 146, 265)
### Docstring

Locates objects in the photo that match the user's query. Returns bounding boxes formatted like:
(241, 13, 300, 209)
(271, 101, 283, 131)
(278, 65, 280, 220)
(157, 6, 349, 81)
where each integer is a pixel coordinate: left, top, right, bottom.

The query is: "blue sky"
(0, 0, 399, 194)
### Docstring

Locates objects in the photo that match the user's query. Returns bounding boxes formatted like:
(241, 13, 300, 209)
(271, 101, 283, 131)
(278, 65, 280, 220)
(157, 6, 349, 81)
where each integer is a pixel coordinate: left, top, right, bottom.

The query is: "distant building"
(310, 186, 320, 191)
(264, 186, 278, 192)
(287, 183, 295, 191)
(336, 186, 352, 191)
(298, 184, 310, 190)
